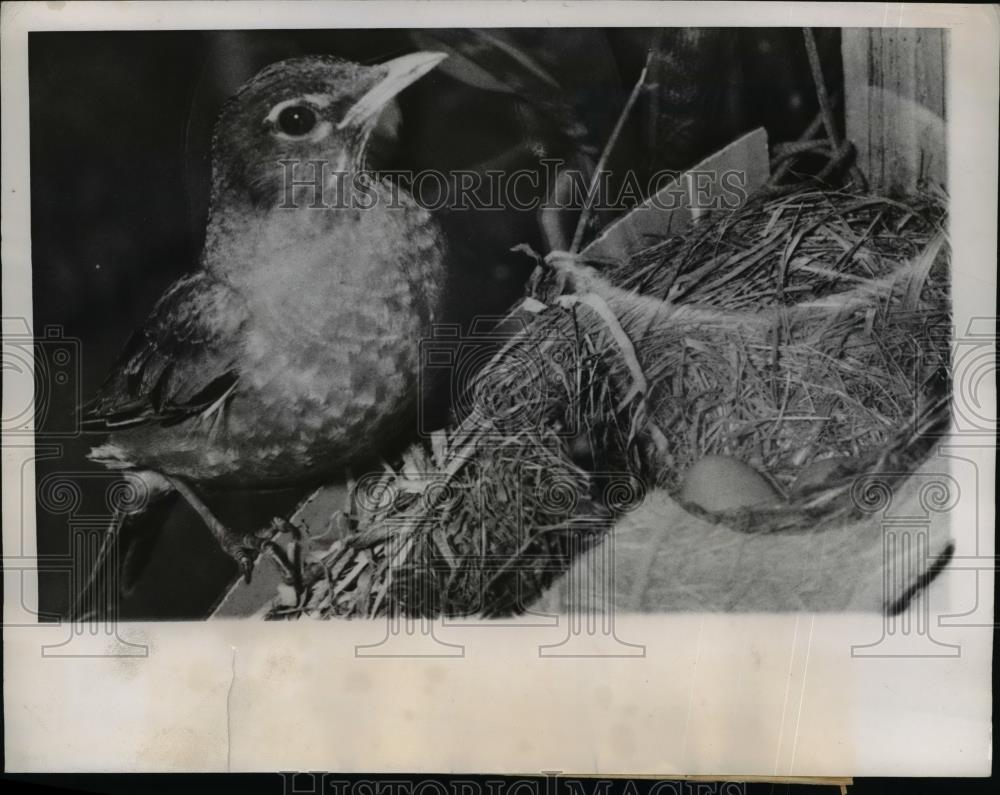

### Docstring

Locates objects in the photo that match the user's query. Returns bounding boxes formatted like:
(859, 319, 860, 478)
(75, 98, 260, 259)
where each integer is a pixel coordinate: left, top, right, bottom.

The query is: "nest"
(267, 185, 950, 619)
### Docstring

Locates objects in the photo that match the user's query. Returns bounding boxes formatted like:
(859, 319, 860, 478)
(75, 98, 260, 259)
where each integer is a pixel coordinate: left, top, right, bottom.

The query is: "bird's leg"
(260, 517, 306, 601)
(165, 475, 260, 583)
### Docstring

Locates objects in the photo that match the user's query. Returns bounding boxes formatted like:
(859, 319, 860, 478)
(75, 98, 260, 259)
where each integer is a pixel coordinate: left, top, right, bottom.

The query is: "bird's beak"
(338, 51, 447, 130)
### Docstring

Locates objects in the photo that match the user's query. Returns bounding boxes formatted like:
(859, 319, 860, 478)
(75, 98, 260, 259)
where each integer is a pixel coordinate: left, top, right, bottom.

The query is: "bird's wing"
(82, 271, 247, 430)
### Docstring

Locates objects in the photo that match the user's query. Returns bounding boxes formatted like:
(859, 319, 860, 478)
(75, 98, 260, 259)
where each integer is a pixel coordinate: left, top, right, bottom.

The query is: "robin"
(76, 52, 449, 615)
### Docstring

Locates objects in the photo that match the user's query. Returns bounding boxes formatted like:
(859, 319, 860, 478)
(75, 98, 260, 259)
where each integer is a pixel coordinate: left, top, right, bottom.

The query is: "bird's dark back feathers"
(82, 271, 245, 431)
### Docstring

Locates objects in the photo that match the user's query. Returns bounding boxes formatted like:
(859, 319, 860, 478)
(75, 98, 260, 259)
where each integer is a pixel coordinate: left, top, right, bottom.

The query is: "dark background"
(28, 28, 841, 620)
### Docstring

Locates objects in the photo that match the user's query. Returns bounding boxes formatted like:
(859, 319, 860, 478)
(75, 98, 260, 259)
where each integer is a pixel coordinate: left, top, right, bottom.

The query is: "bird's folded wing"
(82, 271, 246, 430)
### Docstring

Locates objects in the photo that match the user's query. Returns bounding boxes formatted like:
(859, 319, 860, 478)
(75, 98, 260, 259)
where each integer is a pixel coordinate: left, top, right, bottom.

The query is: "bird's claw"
(219, 517, 307, 593)
(260, 516, 308, 604)
(264, 539, 303, 592)
(219, 540, 259, 584)
(210, 526, 263, 584)
(166, 475, 263, 585)
(266, 516, 304, 541)
(238, 552, 255, 584)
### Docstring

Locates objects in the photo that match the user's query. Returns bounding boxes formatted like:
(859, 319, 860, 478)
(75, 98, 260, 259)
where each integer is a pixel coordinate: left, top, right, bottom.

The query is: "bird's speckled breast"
(125, 187, 446, 486)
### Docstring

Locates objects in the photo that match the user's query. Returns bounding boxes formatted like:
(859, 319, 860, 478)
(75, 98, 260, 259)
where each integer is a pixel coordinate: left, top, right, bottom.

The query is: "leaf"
(583, 128, 772, 262)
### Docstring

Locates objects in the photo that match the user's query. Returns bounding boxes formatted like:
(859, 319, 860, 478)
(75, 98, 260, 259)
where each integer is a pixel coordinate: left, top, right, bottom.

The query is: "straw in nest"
(265, 185, 950, 620)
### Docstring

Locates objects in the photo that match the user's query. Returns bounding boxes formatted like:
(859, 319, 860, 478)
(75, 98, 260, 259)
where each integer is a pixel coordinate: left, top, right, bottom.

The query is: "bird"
(75, 52, 450, 618)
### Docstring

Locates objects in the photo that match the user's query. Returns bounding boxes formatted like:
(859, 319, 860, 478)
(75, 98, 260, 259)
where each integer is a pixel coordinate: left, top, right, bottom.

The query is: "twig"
(763, 106, 831, 196)
(802, 28, 841, 149)
(569, 51, 653, 253)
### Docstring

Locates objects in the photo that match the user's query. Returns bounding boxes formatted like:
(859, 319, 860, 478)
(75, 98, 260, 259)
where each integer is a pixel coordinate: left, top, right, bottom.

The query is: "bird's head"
(210, 52, 447, 208)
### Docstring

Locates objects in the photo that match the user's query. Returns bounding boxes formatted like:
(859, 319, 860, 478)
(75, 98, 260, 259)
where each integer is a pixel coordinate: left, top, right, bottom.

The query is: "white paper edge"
(2, 1, 996, 776)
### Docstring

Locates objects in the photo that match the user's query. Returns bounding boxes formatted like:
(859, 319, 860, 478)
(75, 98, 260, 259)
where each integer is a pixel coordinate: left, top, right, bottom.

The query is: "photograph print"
(26, 26, 953, 622)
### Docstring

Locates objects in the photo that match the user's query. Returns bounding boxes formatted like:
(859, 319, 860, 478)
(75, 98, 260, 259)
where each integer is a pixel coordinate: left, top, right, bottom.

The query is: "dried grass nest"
(268, 186, 951, 620)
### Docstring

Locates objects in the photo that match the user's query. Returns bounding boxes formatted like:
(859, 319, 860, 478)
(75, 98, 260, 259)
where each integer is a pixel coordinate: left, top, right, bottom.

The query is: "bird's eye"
(276, 105, 317, 137)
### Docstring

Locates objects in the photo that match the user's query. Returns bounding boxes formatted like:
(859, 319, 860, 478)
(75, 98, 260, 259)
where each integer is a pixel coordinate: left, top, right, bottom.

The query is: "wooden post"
(842, 28, 948, 194)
